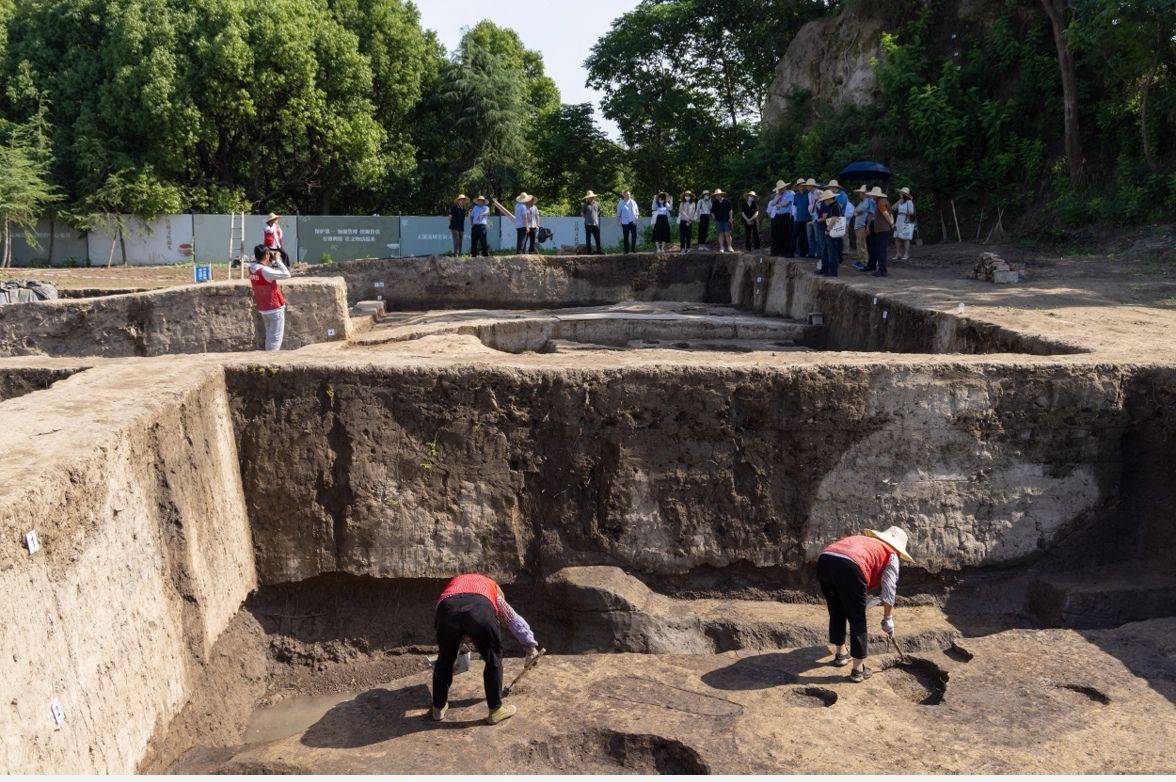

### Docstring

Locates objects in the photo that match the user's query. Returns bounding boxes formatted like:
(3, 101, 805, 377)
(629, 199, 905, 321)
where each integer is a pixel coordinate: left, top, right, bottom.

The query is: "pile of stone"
(0, 280, 59, 305)
(972, 252, 1023, 284)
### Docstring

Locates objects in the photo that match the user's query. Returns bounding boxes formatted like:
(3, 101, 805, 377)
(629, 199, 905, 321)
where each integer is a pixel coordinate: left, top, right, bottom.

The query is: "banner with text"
(296, 216, 400, 263)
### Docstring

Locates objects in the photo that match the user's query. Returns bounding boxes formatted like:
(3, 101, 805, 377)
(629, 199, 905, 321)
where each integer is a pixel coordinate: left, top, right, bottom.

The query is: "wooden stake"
(940, 210, 947, 242)
(975, 209, 985, 241)
(951, 200, 963, 242)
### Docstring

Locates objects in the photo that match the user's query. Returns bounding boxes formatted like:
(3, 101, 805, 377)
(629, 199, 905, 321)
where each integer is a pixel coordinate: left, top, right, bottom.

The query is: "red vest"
(823, 535, 891, 590)
(437, 573, 501, 616)
(249, 267, 286, 311)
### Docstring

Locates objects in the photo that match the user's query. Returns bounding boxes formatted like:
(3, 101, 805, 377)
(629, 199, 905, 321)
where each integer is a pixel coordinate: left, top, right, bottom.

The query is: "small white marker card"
(50, 698, 64, 727)
(24, 530, 39, 554)
(882, 309, 889, 320)
(326, 328, 336, 337)
(373, 281, 385, 288)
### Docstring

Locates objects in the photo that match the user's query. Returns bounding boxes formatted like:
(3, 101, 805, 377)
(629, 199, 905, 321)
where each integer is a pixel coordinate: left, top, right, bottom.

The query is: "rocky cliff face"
(763, 0, 893, 125)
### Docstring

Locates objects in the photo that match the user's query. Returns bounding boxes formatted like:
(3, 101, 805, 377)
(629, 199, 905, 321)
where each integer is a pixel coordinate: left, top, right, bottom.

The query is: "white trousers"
(258, 306, 286, 351)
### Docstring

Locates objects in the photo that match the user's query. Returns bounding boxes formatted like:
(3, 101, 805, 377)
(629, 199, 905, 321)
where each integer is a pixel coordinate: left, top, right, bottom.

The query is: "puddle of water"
(244, 690, 361, 744)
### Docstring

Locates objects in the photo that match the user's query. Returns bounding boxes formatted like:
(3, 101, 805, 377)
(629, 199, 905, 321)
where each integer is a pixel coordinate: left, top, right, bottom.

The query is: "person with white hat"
(448, 194, 469, 256)
(500, 193, 530, 253)
(740, 190, 761, 251)
(865, 186, 894, 277)
(817, 189, 845, 276)
(582, 191, 602, 254)
(469, 196, 492, 257)
(767, 180, 790, 256)
(816, 526, 914, 682)
(851, 186, 873, 269)
(894, 187, 916, 261)
(263, 213, 291, 268)
(790, 179, 811, 258)
(711, 189, 734, 253)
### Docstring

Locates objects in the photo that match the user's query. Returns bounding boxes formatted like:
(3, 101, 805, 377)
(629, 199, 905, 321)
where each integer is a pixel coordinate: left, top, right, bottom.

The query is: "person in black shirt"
(741, 191, 761, 251)
(711, 189, 734, 253)
(448, 194, 468, 256)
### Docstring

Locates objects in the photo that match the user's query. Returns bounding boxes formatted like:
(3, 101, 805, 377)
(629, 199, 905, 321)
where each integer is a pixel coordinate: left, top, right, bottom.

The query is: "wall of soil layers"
(0, 278, 350, 358)
(296, 253, 734, 308)
(224, 361, 1130, 585)
(730, 256, 1088, 355)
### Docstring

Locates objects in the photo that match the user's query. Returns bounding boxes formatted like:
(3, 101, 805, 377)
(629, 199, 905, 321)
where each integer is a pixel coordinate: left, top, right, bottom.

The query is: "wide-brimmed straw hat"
(818, 189, 837, 202)
(266, 212, 280, 222)
(527, 194, 537, 204)
(826, 179, 842, 190)
(864, 526, 913, 562)
(713, 188, 725, 196)
(898, 186, 912, 197)
(868, 186, 888, 198)
(794, 178, 805, 186)
(745, 190, 757, 197)
(805, 178, 817, 186)
(474, 195, 487, 204)
(855, 185, 868, 194)
(682, 190, 694, 198)
(584, 190, 597, 199)
(775, 179, 787, 191)
(455, 194, 468, 201)
(702, 189, 711, 195)
(515, 192, 530, 203)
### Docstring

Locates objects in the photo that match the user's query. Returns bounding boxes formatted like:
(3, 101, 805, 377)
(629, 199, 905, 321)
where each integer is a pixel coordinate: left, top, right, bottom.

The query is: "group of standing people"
(762, 179, 917, 278)
(444, 182, 915, 266)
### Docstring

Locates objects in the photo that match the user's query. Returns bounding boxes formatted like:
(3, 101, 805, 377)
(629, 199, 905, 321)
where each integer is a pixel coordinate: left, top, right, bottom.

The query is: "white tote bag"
(828, 216, 847, 239)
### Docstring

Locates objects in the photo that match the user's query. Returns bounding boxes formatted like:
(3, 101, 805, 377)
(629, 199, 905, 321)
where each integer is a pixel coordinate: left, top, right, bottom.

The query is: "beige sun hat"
(794, 178, 805, 186)
(856, 185, 868, 194)
(584, 190, 597, 199)
(455, 194, 468, 201)
(702, 189, 711, 195)
(898, 186, 912, 197)
(474, 195, 487, 204)
(775, 179, 787, 191)
(869, 186, 888, 198)
(713, 188, 725, 196)
(805, 178, 817, 187)
(826, 179, 841, 190)
(266, 212, 280, 222)
(864, 526, 913, 562)
(818, 189, 837, 202)
(527, 194, 538, 204)
(515, 192, 530, 203)
(746, 190, 757, 197)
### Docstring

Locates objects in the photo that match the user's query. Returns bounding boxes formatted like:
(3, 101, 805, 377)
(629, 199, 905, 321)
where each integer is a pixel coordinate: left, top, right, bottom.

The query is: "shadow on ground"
(300, 683, 483, 749)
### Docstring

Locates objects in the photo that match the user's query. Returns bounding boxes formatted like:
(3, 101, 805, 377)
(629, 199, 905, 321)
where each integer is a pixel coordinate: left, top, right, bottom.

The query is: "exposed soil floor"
(173, 618, 1176, 774)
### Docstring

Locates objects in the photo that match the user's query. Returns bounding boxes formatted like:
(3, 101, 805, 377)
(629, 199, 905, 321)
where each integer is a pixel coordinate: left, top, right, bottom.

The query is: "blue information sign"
(193, 264, 212, 283)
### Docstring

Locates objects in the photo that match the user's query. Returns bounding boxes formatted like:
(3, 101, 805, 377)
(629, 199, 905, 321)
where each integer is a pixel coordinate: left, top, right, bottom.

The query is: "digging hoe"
(886, 632, 910, 663)
(502, 648, 546, 699)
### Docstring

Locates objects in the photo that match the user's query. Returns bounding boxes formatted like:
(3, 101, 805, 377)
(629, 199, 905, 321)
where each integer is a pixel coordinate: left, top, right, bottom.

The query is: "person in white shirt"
(677, 191, 697, 253)
(616, 190, 640, 253)
(696, 191, 713, 249)
(651, 191, 672, 253)
(263, 212, 290, 268)
(469, 196, 492, 257)
(247, 245, 292, 351)
(501, 192, 530, 253)
(524, 196, 540, 252)
(894, 187, 916, 260)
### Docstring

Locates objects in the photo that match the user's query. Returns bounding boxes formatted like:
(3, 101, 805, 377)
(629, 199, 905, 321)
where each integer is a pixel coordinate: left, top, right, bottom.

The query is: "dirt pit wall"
(0, 364, 86, 401)
(0, 278, 350, 358)
(226, 360, 1127, 586)
(0, 364, 256, 773)
(730, 257, 1087, 355)
(297, 253, 733, 308)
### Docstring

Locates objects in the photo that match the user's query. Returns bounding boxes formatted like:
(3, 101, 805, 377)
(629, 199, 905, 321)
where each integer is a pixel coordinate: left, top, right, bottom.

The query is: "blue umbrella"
(837, 160, 892, 181)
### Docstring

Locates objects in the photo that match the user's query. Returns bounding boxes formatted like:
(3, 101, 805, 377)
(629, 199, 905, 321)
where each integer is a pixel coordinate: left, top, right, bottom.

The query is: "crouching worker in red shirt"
(432, 573, 540, 726)
(248, 244, 291, 351)
(816, 526, 914, 682)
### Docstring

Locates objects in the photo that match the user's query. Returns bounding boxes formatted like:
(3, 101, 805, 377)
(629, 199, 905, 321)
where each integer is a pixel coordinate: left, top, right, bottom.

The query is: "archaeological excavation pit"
(2, 252, 1175, 774)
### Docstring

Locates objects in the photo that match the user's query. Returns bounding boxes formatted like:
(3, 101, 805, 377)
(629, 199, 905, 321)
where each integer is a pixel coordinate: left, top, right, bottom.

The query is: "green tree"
(533, 103, 628, 212)
(0, 103, 61, 268)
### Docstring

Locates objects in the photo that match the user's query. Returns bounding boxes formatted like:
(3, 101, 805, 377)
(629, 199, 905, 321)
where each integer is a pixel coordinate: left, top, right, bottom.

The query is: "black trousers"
(770, 216, 788, 256)
(585, 223, 601, 253)
(743, 221, 761, 250)
(791, 219, 810, 258)
(679, 220, 692, 250)
(526, 228, 537, 252)
(622, 222, 637, 253)
(516, 227, 527, 253)
(471, 224, 489, 257)
(816, 554, 869, 659)
(698, 214, 711, 246)
(433, 594, 504, 710)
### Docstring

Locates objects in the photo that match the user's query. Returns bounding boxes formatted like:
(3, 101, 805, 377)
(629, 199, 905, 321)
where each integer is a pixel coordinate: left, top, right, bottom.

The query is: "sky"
(414, 0, 641, 139)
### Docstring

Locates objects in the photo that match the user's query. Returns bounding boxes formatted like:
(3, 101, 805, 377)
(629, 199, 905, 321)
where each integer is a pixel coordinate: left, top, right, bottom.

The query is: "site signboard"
(296, 216, 400, 263)
(8, 218, 89, 266)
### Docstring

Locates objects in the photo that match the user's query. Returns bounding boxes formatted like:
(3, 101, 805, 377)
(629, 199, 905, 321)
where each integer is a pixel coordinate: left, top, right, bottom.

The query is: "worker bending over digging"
(816, 526, 913, 682)
(432, 573, 540, 725)
(248, 245, 291, 351)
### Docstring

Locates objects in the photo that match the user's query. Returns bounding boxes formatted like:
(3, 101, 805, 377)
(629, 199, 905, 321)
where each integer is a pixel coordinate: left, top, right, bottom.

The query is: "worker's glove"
(525, 645, 540, 661)
(881, 617, 894, 636)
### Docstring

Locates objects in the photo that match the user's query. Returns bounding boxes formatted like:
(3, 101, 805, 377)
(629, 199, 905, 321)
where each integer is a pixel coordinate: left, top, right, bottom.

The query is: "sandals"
(849, 666, 872, 683)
